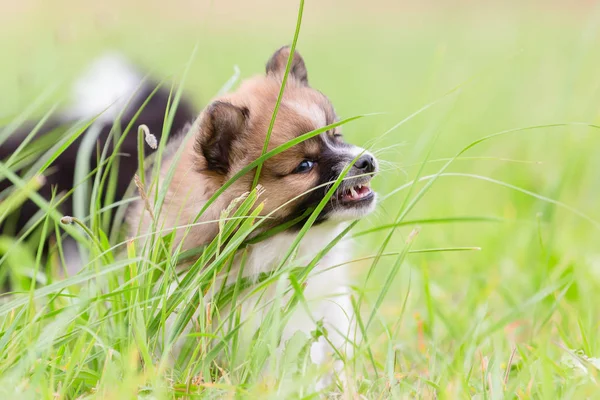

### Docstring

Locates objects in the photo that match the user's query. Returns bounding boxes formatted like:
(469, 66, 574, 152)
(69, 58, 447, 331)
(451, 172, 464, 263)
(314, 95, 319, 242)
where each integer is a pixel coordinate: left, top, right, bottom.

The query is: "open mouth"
(337, 181, 375, 205)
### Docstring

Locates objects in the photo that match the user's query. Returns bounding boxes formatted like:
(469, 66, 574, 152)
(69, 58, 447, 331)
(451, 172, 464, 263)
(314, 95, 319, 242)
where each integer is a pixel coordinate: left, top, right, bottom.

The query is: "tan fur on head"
(129, 46, 378, 252)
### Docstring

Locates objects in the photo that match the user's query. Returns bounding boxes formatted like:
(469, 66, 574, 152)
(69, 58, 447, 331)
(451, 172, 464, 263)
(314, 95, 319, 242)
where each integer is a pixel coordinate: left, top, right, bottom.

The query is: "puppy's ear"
(195, 101, 249, 175)
(265, 46, 308, 86)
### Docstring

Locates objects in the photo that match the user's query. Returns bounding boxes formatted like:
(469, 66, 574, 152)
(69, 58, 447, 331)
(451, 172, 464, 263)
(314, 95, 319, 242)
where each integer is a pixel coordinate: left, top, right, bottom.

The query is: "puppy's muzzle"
(335, 151, 378, 205)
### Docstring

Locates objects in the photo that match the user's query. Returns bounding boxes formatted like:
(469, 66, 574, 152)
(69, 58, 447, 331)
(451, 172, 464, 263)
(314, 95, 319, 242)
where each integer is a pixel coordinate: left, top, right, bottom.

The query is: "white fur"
(342, 144, 373, 161)
(66, 52, 143, 123)
(328, 200, 377, 222)
(348, 144, 369, 158)
(237, 223, 358, 387)
(168, 221, 358, 388)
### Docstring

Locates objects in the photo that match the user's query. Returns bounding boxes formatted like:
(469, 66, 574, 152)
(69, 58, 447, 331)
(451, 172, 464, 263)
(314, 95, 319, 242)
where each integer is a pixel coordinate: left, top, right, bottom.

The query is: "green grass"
(2, 1, 600, 398)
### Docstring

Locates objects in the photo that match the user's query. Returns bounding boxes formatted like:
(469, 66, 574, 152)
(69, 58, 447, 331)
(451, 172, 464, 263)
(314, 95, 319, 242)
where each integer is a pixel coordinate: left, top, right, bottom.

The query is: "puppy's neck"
(243, 220, 352, 278)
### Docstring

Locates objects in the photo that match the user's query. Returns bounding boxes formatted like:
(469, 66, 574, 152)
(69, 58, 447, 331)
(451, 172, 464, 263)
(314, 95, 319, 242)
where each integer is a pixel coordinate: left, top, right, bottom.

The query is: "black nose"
(353, 154, 376, 173)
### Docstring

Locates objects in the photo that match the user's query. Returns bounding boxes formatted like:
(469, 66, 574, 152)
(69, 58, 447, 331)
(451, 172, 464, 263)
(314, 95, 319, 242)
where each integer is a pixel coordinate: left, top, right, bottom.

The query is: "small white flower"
(60, 216, 74, 225)
(139, 124, 157, 149)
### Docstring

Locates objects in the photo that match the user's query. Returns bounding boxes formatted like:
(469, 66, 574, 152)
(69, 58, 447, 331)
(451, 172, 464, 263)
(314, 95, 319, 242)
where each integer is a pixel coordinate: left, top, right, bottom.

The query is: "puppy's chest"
(222, 223, 354, 333)
(240, 223, 352, 281)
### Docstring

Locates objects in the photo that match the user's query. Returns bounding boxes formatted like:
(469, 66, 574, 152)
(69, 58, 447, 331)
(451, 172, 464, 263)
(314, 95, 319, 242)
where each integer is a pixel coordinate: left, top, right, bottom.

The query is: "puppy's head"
(194, 46, 378, 227)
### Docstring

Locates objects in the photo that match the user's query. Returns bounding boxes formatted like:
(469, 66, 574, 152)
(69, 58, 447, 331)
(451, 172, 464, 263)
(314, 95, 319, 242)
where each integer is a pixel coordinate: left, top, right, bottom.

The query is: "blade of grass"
(251, 0, 305, 189)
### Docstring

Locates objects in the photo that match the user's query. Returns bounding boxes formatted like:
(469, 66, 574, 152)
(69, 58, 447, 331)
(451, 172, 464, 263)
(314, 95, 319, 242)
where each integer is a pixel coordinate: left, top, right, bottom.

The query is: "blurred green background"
(3, 0, 600, 395)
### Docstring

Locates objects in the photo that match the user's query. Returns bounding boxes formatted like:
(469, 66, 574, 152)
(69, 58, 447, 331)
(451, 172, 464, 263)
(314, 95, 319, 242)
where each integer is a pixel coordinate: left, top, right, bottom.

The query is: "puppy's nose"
(353, 154, 376, 174)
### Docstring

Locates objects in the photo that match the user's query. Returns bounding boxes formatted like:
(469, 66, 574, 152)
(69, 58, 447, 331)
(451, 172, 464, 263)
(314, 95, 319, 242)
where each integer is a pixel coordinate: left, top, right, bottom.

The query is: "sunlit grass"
(2, 1, 600, 398)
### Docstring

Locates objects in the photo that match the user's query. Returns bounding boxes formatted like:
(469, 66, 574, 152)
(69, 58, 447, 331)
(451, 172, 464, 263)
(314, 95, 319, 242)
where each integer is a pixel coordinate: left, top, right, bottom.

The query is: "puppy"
(129, 46, 378, 385)
(1, 46, 378, 387)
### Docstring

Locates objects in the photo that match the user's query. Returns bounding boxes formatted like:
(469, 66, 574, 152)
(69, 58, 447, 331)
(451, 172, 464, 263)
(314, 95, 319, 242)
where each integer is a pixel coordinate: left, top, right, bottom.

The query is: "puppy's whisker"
(377, 159, 401, 168)
(370, 142, 407, 155)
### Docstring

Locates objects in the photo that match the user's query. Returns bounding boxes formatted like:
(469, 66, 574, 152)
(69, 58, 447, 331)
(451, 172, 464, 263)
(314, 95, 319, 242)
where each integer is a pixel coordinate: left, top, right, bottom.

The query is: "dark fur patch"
(285, 135, 356, 228)
(195, 101, 249, 175)
(0, 80, 196, 233)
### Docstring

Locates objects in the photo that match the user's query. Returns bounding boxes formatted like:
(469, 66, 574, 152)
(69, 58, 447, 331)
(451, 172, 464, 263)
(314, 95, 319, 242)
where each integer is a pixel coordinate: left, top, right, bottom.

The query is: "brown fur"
(129, 47, 364, 251)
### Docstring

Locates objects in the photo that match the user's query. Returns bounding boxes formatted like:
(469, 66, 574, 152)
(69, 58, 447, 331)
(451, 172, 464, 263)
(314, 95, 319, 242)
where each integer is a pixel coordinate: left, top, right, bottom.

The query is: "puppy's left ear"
(266, 46, 308, 86)
(195, 101, 249, 175)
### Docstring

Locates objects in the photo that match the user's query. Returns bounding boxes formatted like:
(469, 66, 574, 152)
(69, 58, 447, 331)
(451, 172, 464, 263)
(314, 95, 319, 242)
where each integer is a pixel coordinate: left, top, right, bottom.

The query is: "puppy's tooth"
(358, 184, 362, 189)
(350, 187, 358, 197)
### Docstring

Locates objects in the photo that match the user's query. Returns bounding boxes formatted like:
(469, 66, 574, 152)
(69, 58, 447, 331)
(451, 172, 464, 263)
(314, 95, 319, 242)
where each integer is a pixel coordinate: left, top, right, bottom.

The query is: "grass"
(2, 1, 600, 398)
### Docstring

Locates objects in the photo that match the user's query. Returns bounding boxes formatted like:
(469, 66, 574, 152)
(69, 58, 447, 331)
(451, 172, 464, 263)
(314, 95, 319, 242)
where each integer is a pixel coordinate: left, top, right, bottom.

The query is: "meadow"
(1, 0, 600, 398)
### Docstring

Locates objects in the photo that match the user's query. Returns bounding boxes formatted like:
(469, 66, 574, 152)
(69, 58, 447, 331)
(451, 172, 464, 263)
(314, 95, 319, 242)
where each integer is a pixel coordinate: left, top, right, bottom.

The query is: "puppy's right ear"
(266, 46, 308, 86)
(195, 101, 249, 175)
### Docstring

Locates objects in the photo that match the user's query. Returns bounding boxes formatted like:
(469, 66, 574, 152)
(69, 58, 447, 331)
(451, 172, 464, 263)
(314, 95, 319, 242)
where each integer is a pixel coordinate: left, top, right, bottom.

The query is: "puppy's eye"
(294, 160, 315, 174)
(330, 131, 343, 140)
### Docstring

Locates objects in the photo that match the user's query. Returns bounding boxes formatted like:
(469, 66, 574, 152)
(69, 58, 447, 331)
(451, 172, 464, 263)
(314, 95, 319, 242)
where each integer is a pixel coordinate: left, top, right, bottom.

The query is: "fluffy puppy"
(129, 46, 378, 384)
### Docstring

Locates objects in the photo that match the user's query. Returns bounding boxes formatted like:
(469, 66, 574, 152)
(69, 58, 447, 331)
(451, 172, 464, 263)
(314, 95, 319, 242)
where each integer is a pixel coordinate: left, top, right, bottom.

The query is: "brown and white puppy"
(129, 46, 378, 385)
